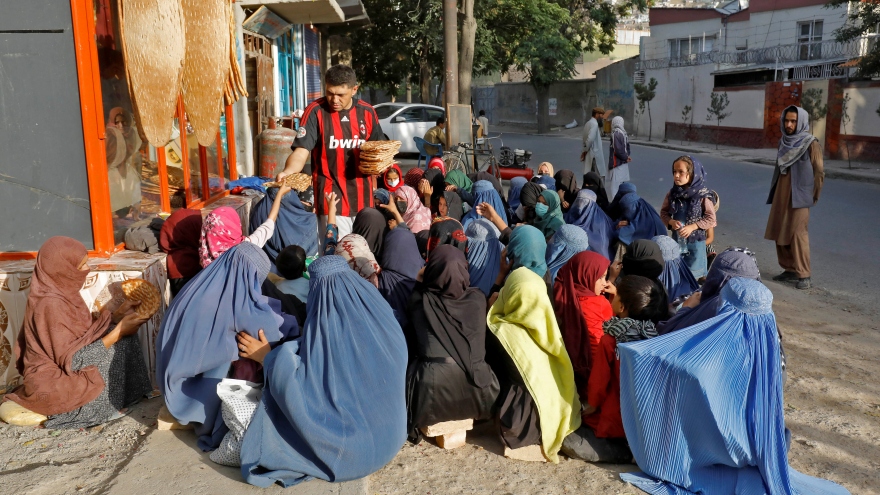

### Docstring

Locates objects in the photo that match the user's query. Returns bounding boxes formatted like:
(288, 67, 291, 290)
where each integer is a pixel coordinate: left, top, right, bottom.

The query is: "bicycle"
(474, 133, 503, 180)
(442, 143, 471, 175)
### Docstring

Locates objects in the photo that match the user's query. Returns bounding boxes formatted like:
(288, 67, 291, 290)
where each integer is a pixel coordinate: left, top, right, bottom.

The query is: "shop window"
(92, 0, 237, 247)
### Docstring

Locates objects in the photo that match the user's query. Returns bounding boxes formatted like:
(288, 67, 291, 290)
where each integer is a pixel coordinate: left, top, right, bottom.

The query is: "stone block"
(435, 429, 467, 449)
(420, 418, 473, 437)
(157, 404, 192, 431)
(503, 444, 548, 462)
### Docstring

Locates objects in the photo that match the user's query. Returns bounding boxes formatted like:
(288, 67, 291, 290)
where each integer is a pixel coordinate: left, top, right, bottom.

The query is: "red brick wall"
(838, 135, 880, 161)
(825, 78, 844, 158)
(763, 81, 803, 147)
(665, 123, 766, 148)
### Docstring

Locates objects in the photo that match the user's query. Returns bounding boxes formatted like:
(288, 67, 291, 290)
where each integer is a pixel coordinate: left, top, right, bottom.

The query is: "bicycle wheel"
(445, 154, 468, 175)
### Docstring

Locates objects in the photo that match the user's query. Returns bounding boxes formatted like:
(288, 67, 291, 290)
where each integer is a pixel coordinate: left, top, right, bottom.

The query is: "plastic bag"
(209, 379, 262, 467)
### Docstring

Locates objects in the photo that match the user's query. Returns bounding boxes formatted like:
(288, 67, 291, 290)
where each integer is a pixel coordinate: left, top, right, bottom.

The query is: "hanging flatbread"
(119, 0, 186, 147)
(181, 0, 230, 147)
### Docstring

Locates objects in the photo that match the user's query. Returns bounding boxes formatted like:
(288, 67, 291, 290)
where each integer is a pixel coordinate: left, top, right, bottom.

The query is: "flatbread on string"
(119, 0, 186, 147)
(181, 0, 230, 146)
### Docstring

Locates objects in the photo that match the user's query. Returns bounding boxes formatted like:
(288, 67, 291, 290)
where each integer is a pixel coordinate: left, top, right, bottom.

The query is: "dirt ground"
(1, 282, 877, 495)
(370, 280, 880, 495)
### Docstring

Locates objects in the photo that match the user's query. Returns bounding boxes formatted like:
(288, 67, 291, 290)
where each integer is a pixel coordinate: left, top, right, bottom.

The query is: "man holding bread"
(278, 65, 384, 238)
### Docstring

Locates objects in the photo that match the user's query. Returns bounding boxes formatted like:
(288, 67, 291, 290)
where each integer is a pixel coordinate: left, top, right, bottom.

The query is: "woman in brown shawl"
(5, 237, 153, 428)
(405, 245, 499, 441)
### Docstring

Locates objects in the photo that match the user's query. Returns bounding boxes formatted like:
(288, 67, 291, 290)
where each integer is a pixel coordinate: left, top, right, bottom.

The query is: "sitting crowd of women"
(3, 153, 848, 494)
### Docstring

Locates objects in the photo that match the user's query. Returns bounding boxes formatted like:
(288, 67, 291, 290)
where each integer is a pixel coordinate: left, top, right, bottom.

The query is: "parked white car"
(373, 103, 446, 154)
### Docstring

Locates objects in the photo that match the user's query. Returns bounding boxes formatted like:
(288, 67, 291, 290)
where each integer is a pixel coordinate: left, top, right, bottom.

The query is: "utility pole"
(443, 0, 458, 106)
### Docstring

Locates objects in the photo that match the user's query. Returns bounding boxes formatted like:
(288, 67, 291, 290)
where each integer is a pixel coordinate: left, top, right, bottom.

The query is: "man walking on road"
(277, 65, 383, 238)
(581, 107, 606, 179)
(765, 105, 824, 290)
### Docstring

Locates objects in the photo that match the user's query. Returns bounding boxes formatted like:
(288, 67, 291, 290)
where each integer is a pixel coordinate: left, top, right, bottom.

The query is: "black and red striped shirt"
(292, 98, 383, 216)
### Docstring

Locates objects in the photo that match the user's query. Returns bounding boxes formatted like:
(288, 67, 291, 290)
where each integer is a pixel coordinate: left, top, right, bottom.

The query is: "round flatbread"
(121, 279, 161, 319)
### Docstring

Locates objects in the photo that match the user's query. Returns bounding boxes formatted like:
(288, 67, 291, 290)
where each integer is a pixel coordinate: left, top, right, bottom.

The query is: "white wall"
(640, 64, 716, 139)
(841, 86, 880, 137)
(714, 88, 765, 128)
(745, 5, 847, 50)
(643, 18, 724, 60)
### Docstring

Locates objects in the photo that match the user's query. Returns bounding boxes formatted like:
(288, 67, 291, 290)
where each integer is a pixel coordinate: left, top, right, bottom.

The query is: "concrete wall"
(573, 44, 640, 79)
(803, 79, 830, 146)
(642, 18, 723, 60)
(744, 6, 847, 51)
(494, 79, 597, 127)
(641, 64, 717, 140)
(714, 86, 765, 129)
(595, 57, 638, 133)
(841, 85, 880, 137)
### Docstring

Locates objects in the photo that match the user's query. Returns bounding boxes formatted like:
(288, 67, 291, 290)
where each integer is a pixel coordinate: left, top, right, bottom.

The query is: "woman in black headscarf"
(554, 170, 578, 212)
(423, 217, 468, 259)
(582, 172, 610, 212)
(423, 168, 447, 205)
(406, 245, 500, 441)
(517, 182, 544, 225)
(352, 207, 387, 258)
(609, 239, 670, 319)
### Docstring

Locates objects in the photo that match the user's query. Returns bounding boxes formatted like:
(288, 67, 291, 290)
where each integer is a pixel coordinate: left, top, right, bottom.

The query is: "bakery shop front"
(0, 0, 257, 392)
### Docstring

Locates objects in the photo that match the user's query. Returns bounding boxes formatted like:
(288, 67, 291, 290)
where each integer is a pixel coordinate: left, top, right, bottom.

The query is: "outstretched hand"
(237, 329, 271, 364)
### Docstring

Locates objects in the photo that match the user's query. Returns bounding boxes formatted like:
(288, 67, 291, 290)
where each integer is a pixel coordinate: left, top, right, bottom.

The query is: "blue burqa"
(465, 218, 503, 296)
(156, 242, 297, 450)
(250, 187, 320, 260)
(378, 227, 424, 328)
(564, 189, 615, 261)
(462, 180, 506, 230)
(545, 224, 590, 282)
(653, 235, 700, 302)
(618, 278, 849, 495)
(617, 192, 666, 245)
(240, 255, 408, 487)
(658, 248, 761, 335)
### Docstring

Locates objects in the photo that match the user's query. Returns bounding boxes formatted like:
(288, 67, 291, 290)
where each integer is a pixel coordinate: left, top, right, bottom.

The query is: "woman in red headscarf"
(159, 209, 203, 297)
(381, 163, 404, 193)
(5, 237, 153, 428)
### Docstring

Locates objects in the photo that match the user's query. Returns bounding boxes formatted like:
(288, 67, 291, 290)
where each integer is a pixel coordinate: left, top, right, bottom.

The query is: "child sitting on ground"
(268, 245, 309, 302)
(562, 275, 667, 463)
(660, 156, 716, 279)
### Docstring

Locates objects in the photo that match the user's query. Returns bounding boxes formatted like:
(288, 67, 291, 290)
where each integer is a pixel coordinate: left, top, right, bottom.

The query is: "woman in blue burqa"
(156, 241, 299, 450)
(237, 255, 408, 487)
(617, 278, 849, 495)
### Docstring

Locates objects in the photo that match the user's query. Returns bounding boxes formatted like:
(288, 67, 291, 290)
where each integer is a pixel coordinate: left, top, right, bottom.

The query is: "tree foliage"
(826, 0, 880, 77)
(801, 88, 828, 134)
(706, 92, 731, 149)
(634, 77, 657, 141)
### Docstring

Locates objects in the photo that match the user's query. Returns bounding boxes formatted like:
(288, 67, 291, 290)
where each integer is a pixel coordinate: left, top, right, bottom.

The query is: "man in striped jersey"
(277, 65, 384, 238)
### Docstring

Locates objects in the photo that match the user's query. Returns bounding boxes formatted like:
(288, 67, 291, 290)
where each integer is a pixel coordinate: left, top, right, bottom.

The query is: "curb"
(628, 140, 880, 185)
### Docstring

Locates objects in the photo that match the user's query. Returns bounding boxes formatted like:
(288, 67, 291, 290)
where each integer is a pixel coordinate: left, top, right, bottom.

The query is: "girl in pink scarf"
(198, 186, 292, 267)
(396, 185, 433, 234)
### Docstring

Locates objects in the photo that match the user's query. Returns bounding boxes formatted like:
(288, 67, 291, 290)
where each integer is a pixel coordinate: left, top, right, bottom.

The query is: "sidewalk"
(489, 123, 880, 184)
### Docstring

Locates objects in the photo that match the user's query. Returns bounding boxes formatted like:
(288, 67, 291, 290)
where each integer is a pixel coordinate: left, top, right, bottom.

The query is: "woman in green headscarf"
(444, 169, 475, 206)
(486, 265, 581, 463)
(532, 190, 564, 240)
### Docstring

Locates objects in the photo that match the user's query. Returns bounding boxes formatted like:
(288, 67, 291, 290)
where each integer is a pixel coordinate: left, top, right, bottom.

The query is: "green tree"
(826, 0, 880, 77)
(841, 92, 853, 169)
(680, 105, 692, 144)
(346, 0, 417, 99)
(706, 92, 731, 150)
(633, 77, 657, 141)
(801, 88, 828, 134)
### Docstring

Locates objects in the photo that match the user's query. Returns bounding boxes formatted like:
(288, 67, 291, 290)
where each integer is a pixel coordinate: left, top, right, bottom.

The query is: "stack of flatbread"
(358, 141, 401, 175)
(263, 173, 312, 191)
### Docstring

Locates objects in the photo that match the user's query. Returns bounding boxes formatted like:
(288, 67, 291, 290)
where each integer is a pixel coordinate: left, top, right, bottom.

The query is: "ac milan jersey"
(292, 98, 383, 216)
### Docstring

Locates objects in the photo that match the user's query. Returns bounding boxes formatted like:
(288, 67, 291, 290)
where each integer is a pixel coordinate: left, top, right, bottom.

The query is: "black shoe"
(772, 271, 798, 282)
(796, 277, 811, 290)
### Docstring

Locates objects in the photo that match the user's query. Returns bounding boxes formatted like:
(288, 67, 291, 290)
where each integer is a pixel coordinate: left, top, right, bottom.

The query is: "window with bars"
(798, 20, 823, 61)
(668, 36, 715, 61)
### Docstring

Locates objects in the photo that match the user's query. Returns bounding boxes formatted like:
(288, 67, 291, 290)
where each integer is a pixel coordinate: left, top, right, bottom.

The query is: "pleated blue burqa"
(250, 186, 320, 260)
(564, 189, 615, 261)
(618, 278, 849, 495)
(545, 224, 590, 282)
(461, 180, 506, 230)
(653, 235, 700, 302)
(617, 192, 666, 246)
(240, 255, 408, 487)
(465, 218, 503, 296)
(156, 242, 294, 450)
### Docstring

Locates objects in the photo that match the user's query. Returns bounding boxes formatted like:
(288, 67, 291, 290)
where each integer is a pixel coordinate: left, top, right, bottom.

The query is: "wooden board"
(181, 0, 230, 146)
(445, 104, 474, 149)
(119, 0, 186, 147)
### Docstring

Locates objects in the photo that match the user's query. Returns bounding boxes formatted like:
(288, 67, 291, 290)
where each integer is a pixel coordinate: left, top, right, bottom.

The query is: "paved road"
(494, 132, 880, 314)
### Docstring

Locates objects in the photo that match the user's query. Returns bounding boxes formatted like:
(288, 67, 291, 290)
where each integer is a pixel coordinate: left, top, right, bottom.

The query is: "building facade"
(638, 0, 879, 159)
